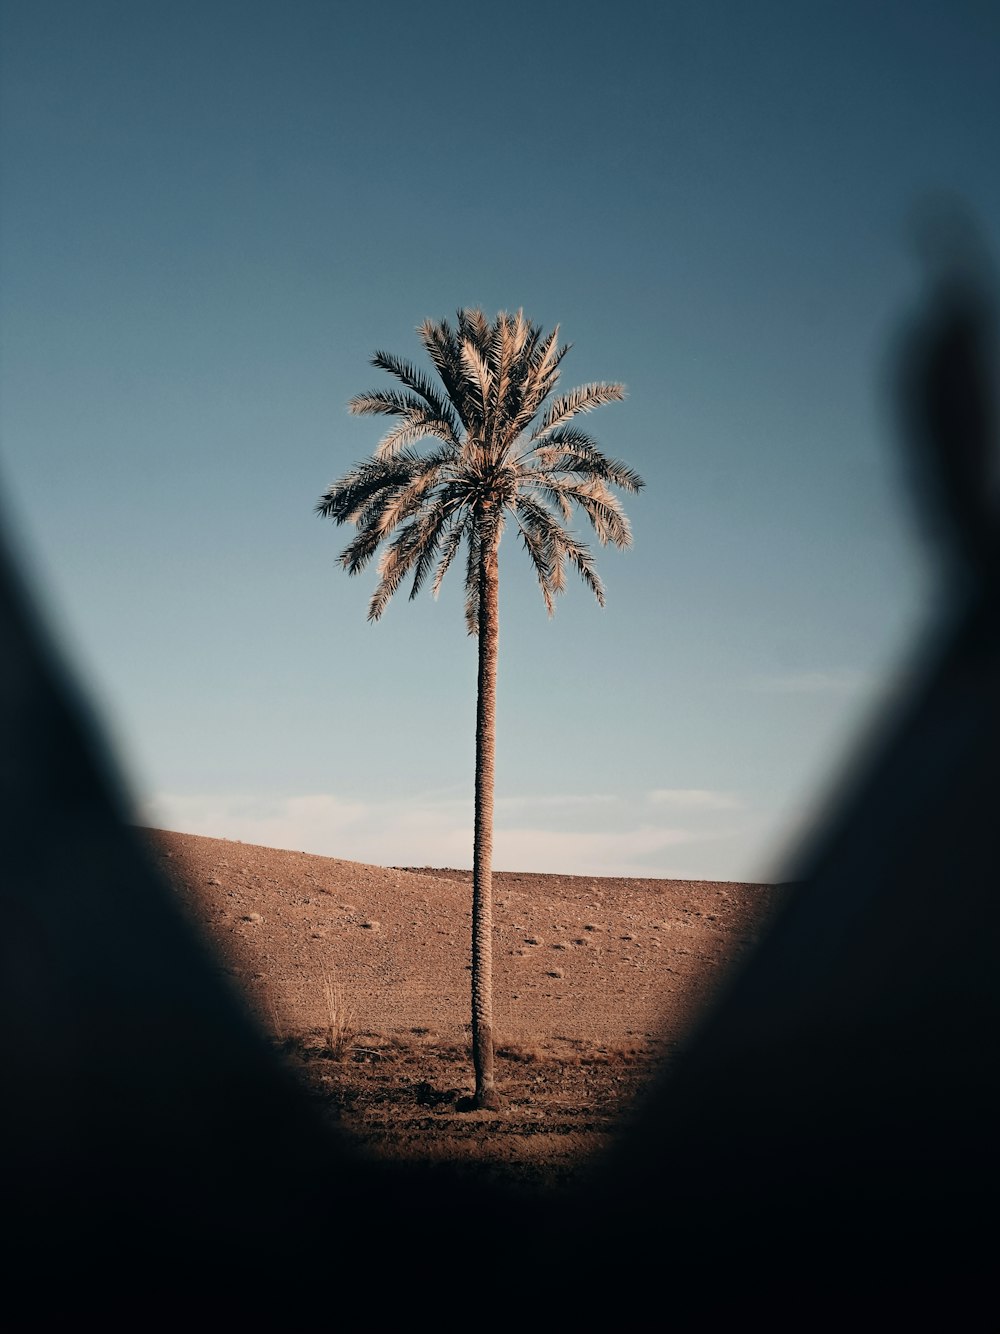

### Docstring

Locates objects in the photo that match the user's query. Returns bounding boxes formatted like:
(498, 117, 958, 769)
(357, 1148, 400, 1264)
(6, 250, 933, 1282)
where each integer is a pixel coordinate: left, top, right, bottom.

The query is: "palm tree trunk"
(471, 529, 500, 1110)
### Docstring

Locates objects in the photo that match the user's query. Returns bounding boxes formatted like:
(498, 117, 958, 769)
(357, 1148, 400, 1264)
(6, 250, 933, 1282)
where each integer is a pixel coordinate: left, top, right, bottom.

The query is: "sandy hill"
(146, 827, 783, 1053)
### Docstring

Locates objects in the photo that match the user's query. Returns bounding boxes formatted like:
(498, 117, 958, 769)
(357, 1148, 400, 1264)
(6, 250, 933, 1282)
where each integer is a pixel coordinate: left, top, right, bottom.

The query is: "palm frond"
(525, 428, 645, 492)
(374, 407, 460, 459)
(463, 527, 481, 636)
(417, 318, 474, 429)
(407, 504, 461, 600)
(513, 511, 556, 616)
(457, 307, 491, 353)
(531, 325, 564, 377)
(349, 388, 429, 420)
(530, 382, 626, 442)
(368, 521, 427, 621)
(539, 477, 632, 548)
(506, 325, 563, 438)
(487, 312, 521, 438)
(512, 492, 560, 536)
(370, 350, 459, 433)
(460, 337, 492, 426)
(337, 525, 383, 575)
(316, 457, 417, 525)
(513, 493, 564, 574)
(514, 494, 605, 606)
(373, 472, 436, 537)
(431, 516, 469, 599)
(561, 533, 605, 605)
(353, 449, 454, 534)
(522, 469, 574, 521)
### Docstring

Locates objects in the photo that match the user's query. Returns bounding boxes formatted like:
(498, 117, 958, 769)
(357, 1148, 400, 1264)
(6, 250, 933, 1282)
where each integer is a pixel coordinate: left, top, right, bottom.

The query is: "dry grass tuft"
(321, 966, 355, 1060)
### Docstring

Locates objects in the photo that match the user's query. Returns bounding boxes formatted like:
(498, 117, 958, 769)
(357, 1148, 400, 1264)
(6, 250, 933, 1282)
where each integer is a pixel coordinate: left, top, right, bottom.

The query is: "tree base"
(457, 1089, 501, 1113)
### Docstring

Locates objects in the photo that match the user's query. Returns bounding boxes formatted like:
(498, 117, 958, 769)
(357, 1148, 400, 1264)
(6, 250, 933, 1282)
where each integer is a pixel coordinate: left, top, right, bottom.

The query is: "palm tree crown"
(316, 308, 643, 624)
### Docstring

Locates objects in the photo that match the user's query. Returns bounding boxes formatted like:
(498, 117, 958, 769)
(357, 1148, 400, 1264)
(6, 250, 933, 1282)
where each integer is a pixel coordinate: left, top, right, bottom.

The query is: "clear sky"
(2, 1, 998, 879)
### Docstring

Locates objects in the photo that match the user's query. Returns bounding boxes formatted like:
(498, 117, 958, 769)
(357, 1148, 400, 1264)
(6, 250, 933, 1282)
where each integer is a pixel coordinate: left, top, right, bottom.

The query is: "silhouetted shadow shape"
(2, 230, 996, 1321)
(590, 228, 999, 1317)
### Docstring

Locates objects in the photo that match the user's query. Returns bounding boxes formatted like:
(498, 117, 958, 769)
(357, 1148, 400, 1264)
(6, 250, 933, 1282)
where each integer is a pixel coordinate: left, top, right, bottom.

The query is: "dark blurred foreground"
(1, 240, 996, 1324)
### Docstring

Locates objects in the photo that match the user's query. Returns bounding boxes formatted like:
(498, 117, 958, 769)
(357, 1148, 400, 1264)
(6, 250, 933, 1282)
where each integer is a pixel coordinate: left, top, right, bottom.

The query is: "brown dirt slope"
(148, 827, 782, 1051)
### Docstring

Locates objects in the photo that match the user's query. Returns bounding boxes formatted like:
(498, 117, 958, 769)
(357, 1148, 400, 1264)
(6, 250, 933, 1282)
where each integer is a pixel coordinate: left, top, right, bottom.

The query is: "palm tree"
(317, 309, 643, 1109)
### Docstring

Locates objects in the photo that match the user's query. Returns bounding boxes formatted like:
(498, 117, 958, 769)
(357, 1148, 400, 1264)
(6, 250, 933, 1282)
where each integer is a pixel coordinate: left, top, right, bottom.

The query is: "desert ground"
(148, 827, 786, 1190)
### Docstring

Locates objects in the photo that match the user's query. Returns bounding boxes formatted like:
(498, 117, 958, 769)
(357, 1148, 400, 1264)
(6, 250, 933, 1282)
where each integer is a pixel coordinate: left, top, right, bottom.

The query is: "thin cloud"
(491, 825, 699, 877)
(747, 670, 870, 695)
(646, 788, 743, 812)
(495, 793, 619, 813)
(142, 791, 473, 867)
(142, 790, 711, 877)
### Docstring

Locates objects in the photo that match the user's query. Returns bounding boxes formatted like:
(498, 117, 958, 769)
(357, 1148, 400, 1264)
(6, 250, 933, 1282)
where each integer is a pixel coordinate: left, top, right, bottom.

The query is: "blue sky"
(2, 1, 998, 878)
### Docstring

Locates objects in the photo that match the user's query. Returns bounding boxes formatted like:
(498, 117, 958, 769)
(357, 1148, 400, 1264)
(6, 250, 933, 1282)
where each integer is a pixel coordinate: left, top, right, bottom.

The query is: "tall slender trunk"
(471, 527, 500, 1110)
